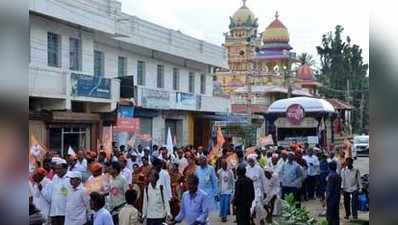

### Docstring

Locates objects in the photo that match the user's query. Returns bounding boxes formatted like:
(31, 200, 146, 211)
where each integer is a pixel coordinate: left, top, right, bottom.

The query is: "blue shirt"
(93, 207, 114, 225)
(280, 161, 303, 188)
(175, 189, 209, 225)
(195, 165, 218, 211)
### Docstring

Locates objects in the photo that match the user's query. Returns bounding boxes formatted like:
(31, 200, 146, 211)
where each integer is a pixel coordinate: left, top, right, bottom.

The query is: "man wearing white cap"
(246, 154, 267, 200)
(65, 171, 90, 225)
(40, 157, 70, 225)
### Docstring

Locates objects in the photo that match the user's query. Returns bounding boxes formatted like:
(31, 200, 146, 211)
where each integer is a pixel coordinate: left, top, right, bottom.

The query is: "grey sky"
(120, 0, 369, 65)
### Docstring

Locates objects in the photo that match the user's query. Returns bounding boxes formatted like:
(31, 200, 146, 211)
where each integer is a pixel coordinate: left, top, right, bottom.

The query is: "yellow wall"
(187, 113, 194, 145)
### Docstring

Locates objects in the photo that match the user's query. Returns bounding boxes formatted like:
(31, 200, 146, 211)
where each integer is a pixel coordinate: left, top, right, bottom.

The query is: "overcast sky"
(120, 0, 369, 65)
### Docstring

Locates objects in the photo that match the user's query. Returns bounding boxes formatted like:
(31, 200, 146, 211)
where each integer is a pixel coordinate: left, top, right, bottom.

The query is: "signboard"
(286, 104, 305, 125)
(307, 136, 319, 145)
(71, 73, 111, 99)
(141, 88, 170, 109)
(176, 92, 196, 110)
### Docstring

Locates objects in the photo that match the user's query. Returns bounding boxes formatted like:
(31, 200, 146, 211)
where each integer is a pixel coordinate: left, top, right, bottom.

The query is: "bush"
(273, 194, 318, 225)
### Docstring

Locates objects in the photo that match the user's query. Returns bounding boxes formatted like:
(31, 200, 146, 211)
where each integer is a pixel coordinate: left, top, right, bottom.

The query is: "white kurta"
(41, 175, 71, 217)
(121, 167, 133, 185)
(246, 164, 267, 199)
(159, 169, 172, 201)
(30, 178, 51, 219)
(65, 185, 90, 225)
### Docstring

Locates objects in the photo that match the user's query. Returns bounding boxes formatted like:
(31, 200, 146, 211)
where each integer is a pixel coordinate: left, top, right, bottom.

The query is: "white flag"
(166, 127, 174, 154)
(67, 146, 76, 157)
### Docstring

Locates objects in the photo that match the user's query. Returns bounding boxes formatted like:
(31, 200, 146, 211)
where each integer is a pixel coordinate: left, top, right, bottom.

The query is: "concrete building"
(29, 0, 229, 155)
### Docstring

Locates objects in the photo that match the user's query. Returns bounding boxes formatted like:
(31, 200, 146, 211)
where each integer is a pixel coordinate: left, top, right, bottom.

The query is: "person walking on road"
(233, 165, 255, 225)
(172, 174, 210, 225)
(341, 157, 362, 220)
(326, 161, 341, 225)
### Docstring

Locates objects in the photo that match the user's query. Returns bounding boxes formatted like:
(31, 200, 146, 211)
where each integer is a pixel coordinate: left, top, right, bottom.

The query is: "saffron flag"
(29, 135, 48, 166)
(208, 127, 225, 165)
(102, 126, 113, 160)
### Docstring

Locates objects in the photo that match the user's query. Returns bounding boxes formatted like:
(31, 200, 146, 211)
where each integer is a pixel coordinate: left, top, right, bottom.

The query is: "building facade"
(29, 0, 229, 155)
(214, 0, 321, 145)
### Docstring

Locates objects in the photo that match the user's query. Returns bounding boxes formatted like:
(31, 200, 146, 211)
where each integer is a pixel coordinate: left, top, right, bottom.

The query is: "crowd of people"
(29, 142, 364, 225)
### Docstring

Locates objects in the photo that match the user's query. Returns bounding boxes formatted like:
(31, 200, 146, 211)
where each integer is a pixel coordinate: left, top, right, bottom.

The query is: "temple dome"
(297, 64, 315, 80)
(229, 0, 258, 29)
(232, 5, 255, 23)
(263, 11, 290, 44)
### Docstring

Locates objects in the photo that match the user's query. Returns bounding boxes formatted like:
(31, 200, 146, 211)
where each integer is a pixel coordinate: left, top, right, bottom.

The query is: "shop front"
(265, 97, 336, 149)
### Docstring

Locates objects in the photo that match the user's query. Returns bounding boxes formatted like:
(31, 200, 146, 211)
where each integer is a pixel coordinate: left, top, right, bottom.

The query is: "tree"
(316, 25, 369, 133)
(298, 52, 315, 66)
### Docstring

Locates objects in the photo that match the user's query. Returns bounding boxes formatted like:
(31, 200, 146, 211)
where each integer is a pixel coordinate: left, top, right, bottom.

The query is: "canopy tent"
(267, 97, 335, 113)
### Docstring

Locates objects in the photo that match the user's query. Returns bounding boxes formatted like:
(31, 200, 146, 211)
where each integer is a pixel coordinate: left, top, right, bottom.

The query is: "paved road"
(201, 156, 370, 225)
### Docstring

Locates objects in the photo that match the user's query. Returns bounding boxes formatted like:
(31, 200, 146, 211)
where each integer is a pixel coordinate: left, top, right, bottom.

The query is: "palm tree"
(299, 53, 315, 66)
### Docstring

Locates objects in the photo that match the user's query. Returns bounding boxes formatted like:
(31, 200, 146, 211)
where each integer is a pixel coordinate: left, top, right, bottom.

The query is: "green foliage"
(316, 25, 369, 133)
(273, 194, 318, 225)
(298, 53, 315, 66)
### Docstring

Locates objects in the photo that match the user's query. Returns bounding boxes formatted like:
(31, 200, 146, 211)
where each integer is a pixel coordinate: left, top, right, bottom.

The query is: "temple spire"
(242, 0, 247, 7)
(275, 10, 279, 19)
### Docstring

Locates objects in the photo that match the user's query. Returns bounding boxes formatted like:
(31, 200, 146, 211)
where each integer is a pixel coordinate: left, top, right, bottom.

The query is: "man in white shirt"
(65, 171, 90, 225)
(119, 155, 133, 187)
(246, 154, 267, 200)
(40, 157, 70, 225)
(153, 157, 172, 202)
(175, 149, 188, 175)
(303, 148, 320, 200)
(30, 168, 51, 220)
(90, 192, 114, 225)
(72, 150, 88, 172)
(341, 157, 362, 220)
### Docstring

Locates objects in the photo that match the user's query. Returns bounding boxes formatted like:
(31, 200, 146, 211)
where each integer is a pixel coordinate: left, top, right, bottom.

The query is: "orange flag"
(102, 126, 113, 160)
(208, 127, 225, 166)
(29, 135, 48, 166)
(216, 127, 225, 147)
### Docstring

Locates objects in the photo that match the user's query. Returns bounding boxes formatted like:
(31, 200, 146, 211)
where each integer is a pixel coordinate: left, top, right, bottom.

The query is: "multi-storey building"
(29, 0, 229, 155)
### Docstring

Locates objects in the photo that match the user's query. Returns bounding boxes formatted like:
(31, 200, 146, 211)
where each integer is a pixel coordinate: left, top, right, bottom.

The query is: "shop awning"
(267, 97, 335, 113)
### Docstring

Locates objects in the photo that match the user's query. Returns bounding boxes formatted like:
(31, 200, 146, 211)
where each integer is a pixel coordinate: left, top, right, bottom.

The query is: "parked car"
(353, 135, 369, 157)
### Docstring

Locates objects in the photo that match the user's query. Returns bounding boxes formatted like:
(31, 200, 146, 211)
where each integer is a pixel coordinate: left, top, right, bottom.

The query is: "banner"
(71, 73, 111, 99)
(141, 88, 170, 109)
(113, 105, 140, 147)
(259, 134, 274, 146)
(176, 92, 196, 110)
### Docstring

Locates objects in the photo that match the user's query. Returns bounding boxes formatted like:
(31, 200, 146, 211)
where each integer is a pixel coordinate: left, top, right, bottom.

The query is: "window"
(69, 38, 81, 71)
(94, 50, 104, 76)
(189, 72, 195, 93)
(118, 56, 127, 77)
(200, 73, 206, 94)
(172, 68, 180, 90)
(47, 32, 60, 67)
(157, 65, 164, 88)
(137, 61, 145, 85)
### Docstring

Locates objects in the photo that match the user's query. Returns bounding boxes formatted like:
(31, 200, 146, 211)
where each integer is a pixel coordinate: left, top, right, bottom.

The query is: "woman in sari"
(132, 156, 152, 212)
(182, 151, 197, 192)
